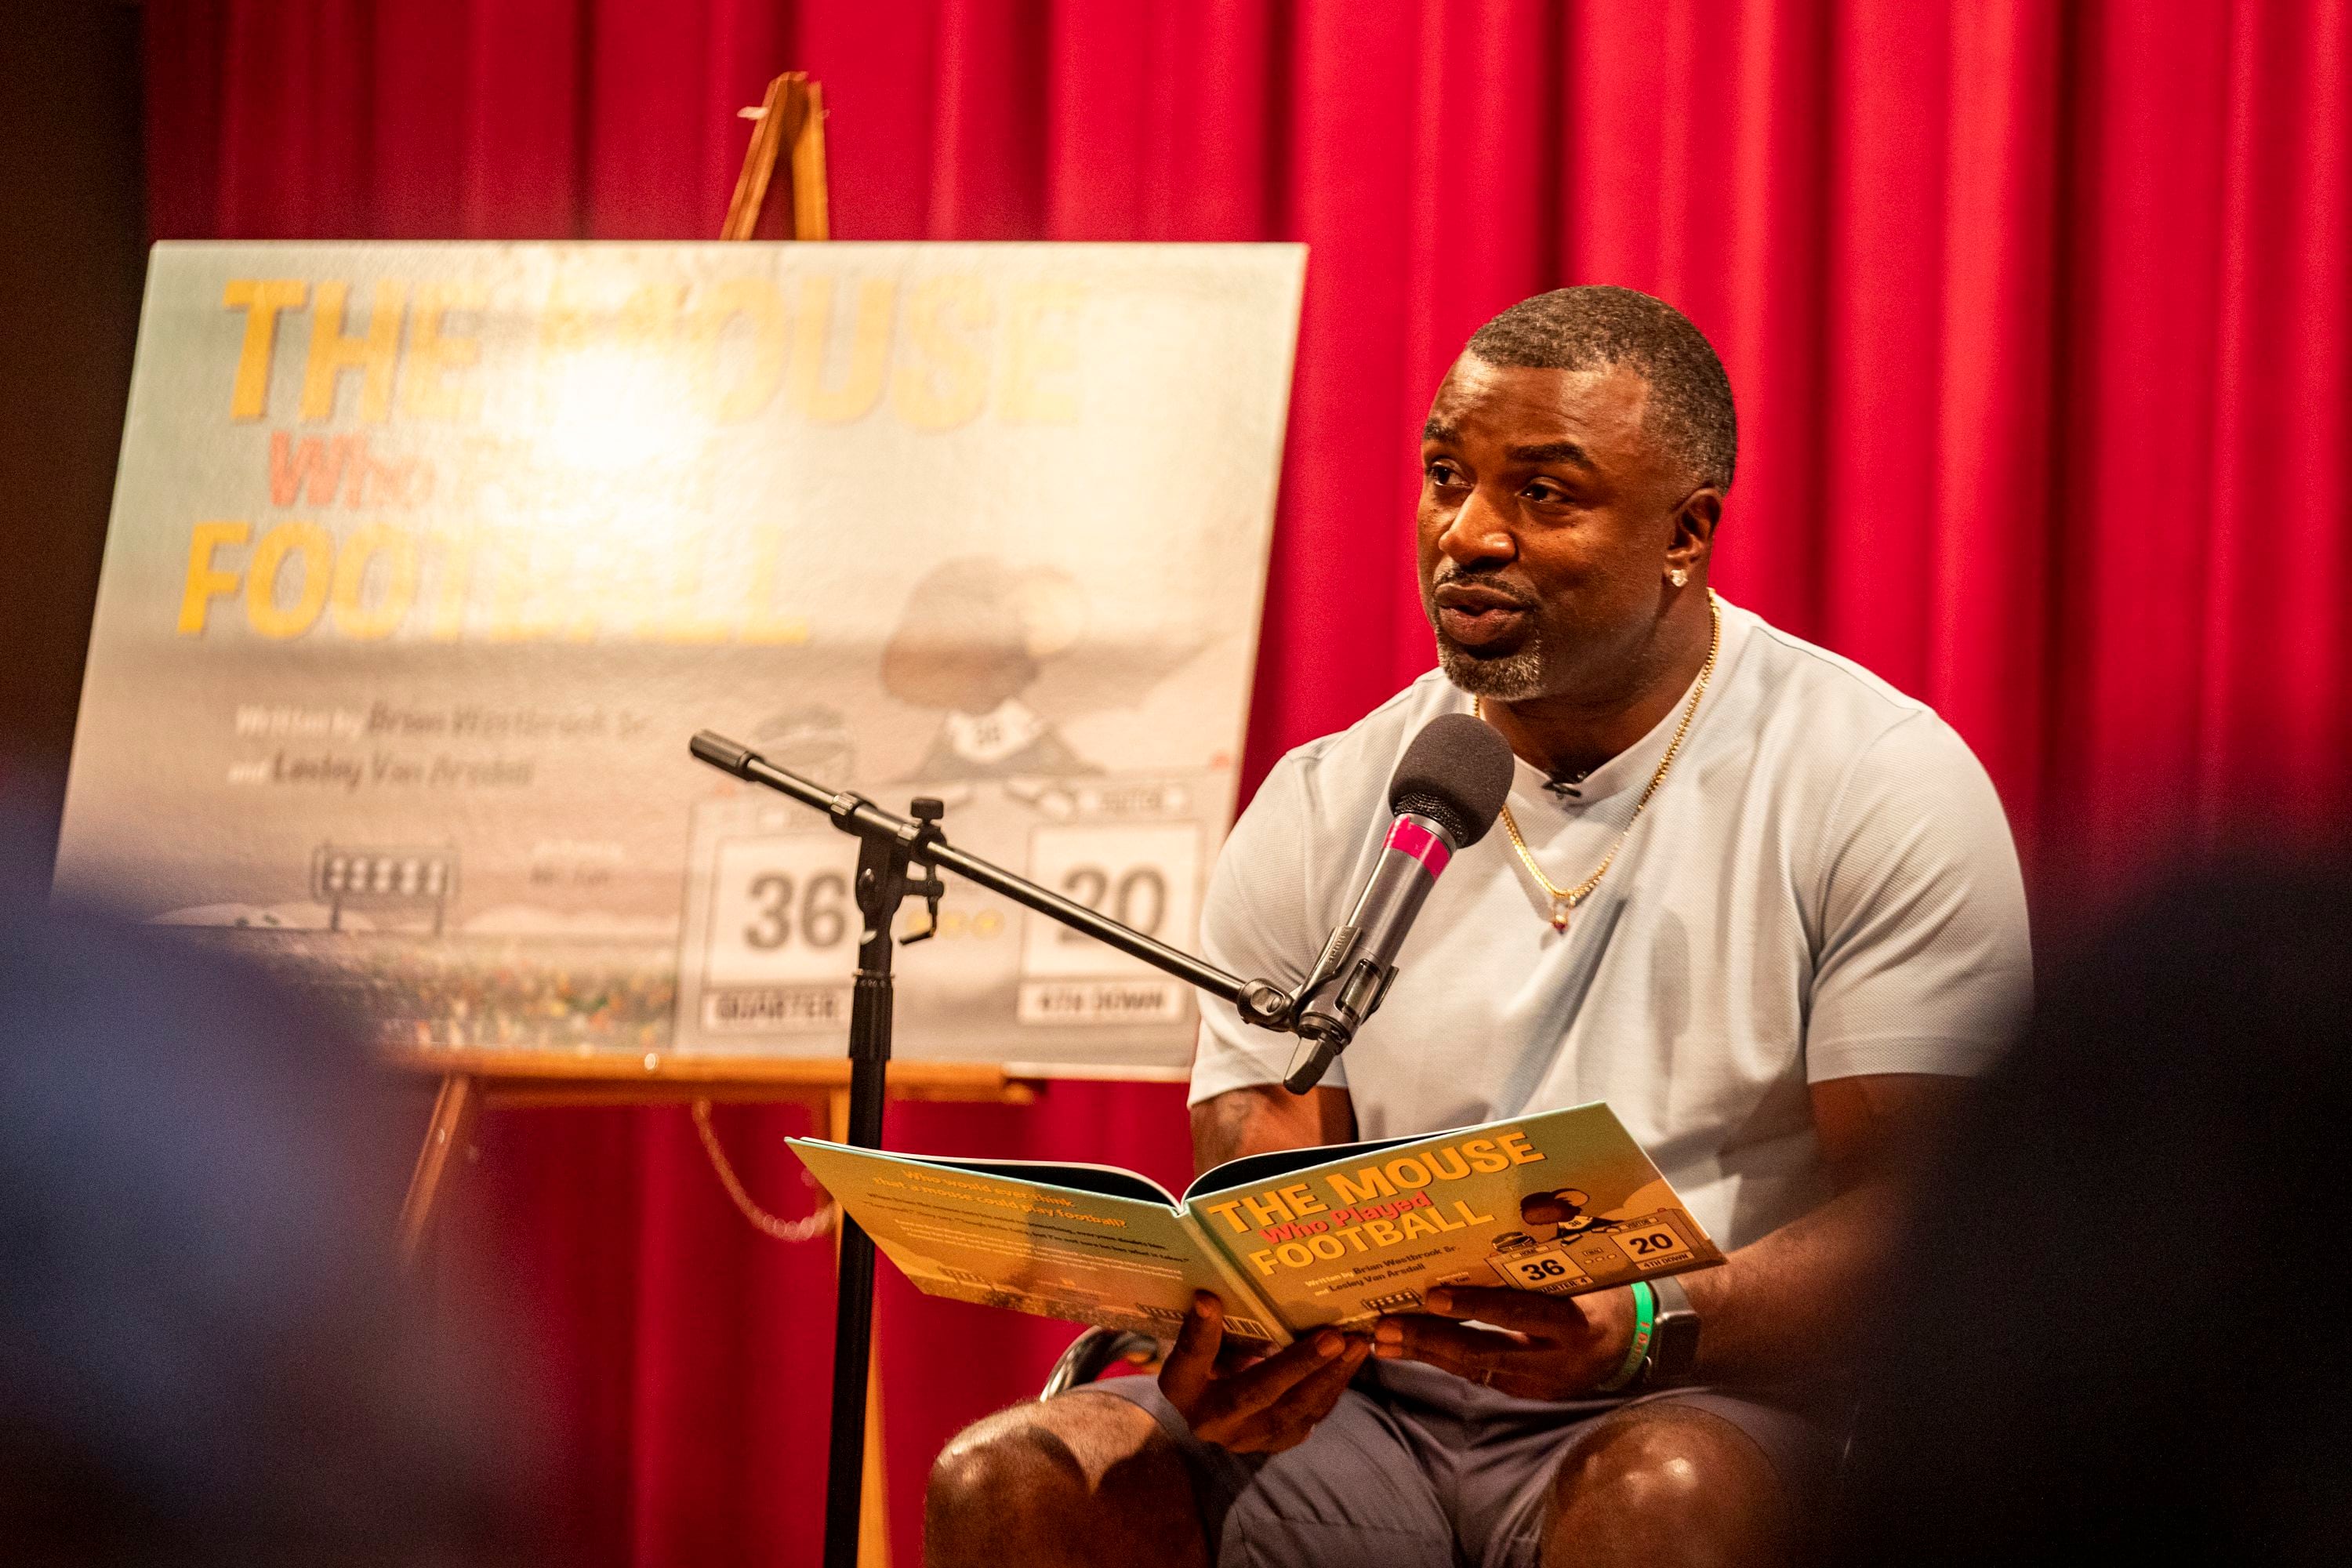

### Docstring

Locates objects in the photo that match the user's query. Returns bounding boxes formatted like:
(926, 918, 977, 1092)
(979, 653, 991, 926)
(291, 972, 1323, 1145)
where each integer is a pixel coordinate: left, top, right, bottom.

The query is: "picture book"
(787, 1102, 1723, 1345)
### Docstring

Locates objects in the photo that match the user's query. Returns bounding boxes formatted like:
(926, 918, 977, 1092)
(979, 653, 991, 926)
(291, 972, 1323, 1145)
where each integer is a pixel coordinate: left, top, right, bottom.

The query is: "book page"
(789, 1139, 1286, 1343)
(1184, 1102, 1723, 1331)
(1182, 1135, 1416, 1201)
(927, 1157, 1179, 1206)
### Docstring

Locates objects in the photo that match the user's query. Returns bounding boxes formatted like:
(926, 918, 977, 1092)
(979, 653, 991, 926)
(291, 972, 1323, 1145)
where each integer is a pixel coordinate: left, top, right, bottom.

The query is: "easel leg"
(829, 1087, 891, 1568)
(723, 71, 829, 242)
(397, 1073, 479, 1272)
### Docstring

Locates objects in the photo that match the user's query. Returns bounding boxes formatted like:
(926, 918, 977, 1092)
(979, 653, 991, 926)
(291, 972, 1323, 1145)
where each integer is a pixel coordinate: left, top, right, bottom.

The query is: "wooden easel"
(391, 74, 1023, 1568)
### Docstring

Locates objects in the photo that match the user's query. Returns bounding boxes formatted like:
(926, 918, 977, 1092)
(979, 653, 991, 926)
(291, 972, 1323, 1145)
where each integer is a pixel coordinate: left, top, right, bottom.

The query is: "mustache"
(1428, 566, 1537, 608)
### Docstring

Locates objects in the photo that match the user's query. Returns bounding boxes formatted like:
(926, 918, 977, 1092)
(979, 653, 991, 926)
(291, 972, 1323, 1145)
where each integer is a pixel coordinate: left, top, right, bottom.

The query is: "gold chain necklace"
(1479, 592, 1721, 933)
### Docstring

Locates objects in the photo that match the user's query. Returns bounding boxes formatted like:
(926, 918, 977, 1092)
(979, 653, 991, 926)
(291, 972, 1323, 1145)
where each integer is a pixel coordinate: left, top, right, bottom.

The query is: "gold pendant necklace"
(1480, 592, 1721, 932)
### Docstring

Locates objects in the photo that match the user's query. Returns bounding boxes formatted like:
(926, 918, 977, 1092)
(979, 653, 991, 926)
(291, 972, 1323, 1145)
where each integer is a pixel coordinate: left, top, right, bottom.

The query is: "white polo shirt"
(1191, 598, 2031, 1253)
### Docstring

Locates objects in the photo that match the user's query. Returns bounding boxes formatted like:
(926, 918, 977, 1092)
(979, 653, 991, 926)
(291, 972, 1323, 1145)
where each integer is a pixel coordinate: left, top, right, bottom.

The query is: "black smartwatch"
(1640, 1273, 1701, 1388)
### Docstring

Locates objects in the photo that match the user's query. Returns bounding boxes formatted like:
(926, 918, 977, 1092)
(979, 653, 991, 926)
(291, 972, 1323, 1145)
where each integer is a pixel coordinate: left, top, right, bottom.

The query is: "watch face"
(1649, 1312, 1700, 1380)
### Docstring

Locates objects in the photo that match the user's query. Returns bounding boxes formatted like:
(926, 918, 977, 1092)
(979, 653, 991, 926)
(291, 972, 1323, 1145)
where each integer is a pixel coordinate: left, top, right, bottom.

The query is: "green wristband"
(1595, 1281, 1655, 1395)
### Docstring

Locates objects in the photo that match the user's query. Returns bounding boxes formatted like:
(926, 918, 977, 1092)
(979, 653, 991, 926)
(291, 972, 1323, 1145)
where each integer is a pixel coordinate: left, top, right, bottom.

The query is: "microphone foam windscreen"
(1387, 713, 1515, 848)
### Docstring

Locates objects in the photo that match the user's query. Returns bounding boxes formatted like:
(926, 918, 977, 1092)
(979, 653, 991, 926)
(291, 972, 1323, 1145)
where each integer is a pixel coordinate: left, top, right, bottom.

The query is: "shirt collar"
(1456, 597, 1748, 814)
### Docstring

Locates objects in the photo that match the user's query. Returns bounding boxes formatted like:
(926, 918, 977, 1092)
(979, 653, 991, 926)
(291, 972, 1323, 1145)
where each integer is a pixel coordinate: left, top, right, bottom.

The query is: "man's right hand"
(1157, 1291, 1370, 1454)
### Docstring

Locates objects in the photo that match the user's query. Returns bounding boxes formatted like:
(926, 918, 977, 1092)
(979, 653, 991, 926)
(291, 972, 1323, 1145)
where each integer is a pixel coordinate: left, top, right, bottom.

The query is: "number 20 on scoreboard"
(1017, 822, 1201, 1025)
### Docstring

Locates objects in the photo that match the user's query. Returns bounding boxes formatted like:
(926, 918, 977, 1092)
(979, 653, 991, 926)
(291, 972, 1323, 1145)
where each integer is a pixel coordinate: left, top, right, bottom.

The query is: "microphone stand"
(687, 731, 1296, 1568)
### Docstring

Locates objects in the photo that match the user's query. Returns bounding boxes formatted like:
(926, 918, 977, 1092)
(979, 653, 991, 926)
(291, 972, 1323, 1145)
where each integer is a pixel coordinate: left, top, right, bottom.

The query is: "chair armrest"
(1040, 1327, 1164, 1399)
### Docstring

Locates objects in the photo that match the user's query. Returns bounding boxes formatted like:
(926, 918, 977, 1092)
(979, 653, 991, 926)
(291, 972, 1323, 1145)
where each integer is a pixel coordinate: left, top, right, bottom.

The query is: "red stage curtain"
(140, 2, 2350, 1562)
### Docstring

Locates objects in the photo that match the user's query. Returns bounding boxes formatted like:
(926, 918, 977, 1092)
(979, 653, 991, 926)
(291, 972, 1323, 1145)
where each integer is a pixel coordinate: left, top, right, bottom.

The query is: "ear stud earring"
(1668, 567, 1690, 588)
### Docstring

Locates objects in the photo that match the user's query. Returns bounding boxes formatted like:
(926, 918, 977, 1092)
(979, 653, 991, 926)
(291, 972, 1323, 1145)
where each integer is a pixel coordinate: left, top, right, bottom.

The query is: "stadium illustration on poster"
(55, 241, 1302, 1072)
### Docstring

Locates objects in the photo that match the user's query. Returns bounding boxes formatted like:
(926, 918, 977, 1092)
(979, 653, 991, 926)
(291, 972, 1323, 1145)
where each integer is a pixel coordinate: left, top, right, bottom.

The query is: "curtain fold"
(141, 2, 2352, 1562)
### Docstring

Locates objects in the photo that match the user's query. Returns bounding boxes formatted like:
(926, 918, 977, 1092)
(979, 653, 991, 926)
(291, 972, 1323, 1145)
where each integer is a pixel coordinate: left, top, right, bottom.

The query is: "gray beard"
(1437, 633, 1551, 702)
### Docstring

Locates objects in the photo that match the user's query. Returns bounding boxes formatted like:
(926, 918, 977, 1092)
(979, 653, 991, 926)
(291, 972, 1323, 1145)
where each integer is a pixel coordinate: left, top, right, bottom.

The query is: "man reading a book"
(925, 286, 2032, 1568)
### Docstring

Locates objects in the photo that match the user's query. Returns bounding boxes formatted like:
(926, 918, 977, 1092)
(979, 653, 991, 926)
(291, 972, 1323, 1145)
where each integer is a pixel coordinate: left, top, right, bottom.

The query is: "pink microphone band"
(1385, 815, 1452, 875)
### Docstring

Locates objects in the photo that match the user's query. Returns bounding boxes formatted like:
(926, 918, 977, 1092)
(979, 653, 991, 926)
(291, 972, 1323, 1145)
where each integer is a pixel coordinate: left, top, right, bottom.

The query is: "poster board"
(55, 240, 1303, 1075)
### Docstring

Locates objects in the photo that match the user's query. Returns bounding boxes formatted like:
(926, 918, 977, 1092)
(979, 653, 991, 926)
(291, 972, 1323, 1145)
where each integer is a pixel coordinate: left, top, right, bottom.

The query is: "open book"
(788, 1102, 1723, 1345)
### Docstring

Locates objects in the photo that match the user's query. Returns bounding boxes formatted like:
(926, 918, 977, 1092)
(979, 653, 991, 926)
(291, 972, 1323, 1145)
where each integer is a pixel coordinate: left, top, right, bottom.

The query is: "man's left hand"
(1372, 1284, 1635, 1399)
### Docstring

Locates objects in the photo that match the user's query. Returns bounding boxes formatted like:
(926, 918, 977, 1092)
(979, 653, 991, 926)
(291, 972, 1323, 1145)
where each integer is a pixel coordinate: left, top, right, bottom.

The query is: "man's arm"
(1669, 1072, 1961, 1379)
(1639, 713, 2022, 1380)
(1373, 1073, 1966, 1394)
(1189, 1083, 1356, 1174)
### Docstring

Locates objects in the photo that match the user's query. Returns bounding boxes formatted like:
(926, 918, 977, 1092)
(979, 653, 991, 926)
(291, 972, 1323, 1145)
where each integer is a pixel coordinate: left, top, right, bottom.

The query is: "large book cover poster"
(55, 241, 1302, 1073)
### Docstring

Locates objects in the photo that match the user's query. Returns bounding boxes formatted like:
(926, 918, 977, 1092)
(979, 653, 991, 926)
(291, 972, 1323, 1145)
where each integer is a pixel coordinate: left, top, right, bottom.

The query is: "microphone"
(1282, 712, 1515, 1093)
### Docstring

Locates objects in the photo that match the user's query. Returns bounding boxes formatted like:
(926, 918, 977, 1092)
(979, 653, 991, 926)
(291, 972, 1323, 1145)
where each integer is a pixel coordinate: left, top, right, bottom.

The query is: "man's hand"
(1158, 1292, 1370, 1453)
(1371, 1285, 1635, 1399)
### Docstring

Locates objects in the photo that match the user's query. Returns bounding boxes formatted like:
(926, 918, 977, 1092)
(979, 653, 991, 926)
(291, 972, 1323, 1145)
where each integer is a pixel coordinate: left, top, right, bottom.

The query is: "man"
(925, 286, 2031, 1567)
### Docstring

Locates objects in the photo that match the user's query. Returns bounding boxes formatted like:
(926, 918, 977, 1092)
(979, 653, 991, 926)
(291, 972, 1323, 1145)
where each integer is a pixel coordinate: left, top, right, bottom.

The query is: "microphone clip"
(1278, 925, 1399, 1094)
(1291, 924, 1362, 1018)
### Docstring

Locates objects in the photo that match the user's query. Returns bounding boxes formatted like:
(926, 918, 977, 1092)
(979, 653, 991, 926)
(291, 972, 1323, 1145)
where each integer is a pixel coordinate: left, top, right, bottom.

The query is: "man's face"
(1416, 354, 1697, 702)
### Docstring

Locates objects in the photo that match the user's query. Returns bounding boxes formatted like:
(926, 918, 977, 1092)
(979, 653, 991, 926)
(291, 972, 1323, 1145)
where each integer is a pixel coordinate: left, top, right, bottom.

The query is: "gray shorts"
(1076, 1359, 1839, 1568)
